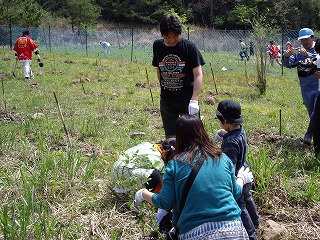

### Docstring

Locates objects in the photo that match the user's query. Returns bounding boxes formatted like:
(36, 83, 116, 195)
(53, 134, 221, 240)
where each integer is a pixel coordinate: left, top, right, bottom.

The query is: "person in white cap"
(239, 40, 250, 61)
(283, 28, 318, 146)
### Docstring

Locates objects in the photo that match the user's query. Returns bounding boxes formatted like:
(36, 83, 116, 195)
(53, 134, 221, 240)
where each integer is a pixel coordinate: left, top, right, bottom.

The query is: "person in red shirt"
(13, 30, 41, 80)
(286, 41, 294, 51)
(268, 40, 282, 66)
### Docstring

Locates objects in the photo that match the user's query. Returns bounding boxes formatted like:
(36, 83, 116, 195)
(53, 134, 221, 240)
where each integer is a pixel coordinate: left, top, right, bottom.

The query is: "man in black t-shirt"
(152, 14, 205, 138)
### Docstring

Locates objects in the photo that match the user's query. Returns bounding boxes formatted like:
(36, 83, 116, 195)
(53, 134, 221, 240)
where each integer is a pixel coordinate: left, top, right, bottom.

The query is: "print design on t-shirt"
(17, 37, 28, 48)
(159, 54, 185, 91)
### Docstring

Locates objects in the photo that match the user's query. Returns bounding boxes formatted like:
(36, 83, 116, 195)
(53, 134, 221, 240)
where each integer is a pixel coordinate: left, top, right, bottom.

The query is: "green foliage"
(2, 0, 320, 29)
(109, 0, 171, 24)
(0, 168, 59, 239)
(0, 0, 101, 29)
(227, 4, 257, 29)
(0, 0, 47, 27)
(250, 16, 273, 94)
(60, 0, 101, 29)
(166, 8, 189, 32)
(167, 8, 187, 24)
(289, 173, 320, 204)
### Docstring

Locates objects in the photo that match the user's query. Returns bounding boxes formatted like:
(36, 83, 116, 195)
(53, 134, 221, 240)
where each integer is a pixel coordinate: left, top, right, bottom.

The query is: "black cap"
(216, 100, 243, 124)
(22, 30, 30, 36)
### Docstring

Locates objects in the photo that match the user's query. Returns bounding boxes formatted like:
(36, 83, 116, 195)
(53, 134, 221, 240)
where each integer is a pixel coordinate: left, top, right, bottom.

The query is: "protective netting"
(0, 25, 300, 69)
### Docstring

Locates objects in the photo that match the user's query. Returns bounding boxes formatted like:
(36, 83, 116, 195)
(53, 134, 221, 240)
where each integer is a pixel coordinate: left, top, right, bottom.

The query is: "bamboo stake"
(80, 78, 86, 94)
(209, 62, 218, 94)
(53, 91, 72, 146)
(1, 77, 6, 113)
(145, 68, 154, 107)
(279, 108, 282, 136)
(244, 59, 249, 85)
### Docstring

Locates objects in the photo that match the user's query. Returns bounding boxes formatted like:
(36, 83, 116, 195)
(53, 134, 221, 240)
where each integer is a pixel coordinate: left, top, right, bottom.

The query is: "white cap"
(298, 28, 314, 40)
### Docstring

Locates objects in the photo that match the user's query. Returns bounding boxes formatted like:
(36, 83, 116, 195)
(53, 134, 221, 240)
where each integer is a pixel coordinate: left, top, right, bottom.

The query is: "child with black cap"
(215, 99, 260, 240)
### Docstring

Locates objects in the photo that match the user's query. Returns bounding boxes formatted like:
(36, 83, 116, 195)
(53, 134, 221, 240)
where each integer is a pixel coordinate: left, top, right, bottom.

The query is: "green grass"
(0, 48, 319, 239)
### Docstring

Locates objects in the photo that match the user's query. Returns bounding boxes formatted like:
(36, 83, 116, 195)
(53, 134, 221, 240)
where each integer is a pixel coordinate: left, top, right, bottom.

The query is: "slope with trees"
(1, 0, 320, 30)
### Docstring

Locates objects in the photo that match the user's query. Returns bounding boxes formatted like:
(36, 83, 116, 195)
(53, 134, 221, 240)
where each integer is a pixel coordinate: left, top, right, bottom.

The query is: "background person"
(239, 40, 250, 61)
(134, 114, 253, 239)
(13, 30, 41, 80)
(214, 100, 260, 240)
(286, 41, 294, 51)
(99, 41, 111, 55)
(249, 41, 254, 56)
(152, 14, 205, 139)
(283, 28, 318, 146)
(268, 40, 282, 66)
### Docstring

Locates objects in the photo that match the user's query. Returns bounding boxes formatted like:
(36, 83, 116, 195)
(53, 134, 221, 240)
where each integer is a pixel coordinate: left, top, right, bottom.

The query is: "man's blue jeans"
(237, 183, 260, 240)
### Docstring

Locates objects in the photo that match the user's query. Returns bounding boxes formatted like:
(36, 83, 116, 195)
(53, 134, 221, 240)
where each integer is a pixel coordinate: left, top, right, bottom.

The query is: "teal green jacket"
(152, 153, 242, 234)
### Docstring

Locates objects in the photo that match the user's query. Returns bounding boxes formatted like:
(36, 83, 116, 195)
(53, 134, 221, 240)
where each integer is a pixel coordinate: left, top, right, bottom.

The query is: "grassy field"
(0, 48, 319, 239)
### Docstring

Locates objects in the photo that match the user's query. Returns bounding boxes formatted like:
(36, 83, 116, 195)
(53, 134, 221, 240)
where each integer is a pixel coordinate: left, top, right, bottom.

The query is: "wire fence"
(0, 25, 300, 70)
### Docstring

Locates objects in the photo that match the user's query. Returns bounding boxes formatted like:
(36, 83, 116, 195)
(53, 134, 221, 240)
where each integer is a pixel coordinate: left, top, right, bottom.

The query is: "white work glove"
(213, 129, 228, 142)
(154, 208, 168, 224)
(237, 166, 254, 185)
(188, 100, 199, 115)
(134, 189, 145, 207)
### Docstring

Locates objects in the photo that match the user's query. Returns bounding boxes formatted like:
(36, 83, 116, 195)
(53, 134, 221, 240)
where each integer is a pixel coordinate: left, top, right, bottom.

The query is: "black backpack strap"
(176, 158, 205, 232)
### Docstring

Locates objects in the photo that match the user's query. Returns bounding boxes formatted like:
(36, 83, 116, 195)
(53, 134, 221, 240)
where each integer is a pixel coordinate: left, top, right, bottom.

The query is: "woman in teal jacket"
(135, 114, 253, 239)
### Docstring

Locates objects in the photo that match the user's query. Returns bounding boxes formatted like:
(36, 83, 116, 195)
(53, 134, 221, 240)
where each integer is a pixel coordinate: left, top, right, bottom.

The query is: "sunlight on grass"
(0, 48, 319, 239)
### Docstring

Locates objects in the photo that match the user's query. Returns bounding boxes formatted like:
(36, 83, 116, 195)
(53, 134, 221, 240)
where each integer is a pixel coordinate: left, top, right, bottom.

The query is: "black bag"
(297, 63, 317, 78)
(167, 227, 178, 240)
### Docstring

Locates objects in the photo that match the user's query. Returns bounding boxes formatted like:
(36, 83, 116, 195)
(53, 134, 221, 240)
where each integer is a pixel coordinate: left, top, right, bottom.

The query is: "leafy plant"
(250, 16, 273, 94)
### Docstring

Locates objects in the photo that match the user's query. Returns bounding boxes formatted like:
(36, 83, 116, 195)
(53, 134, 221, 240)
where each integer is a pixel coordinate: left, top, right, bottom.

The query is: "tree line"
(1, 0, 320, 30)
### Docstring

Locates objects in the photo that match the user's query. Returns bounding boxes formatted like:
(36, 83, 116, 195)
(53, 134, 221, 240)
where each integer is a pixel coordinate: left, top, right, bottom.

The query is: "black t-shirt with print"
(152, 38, 205, 103)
